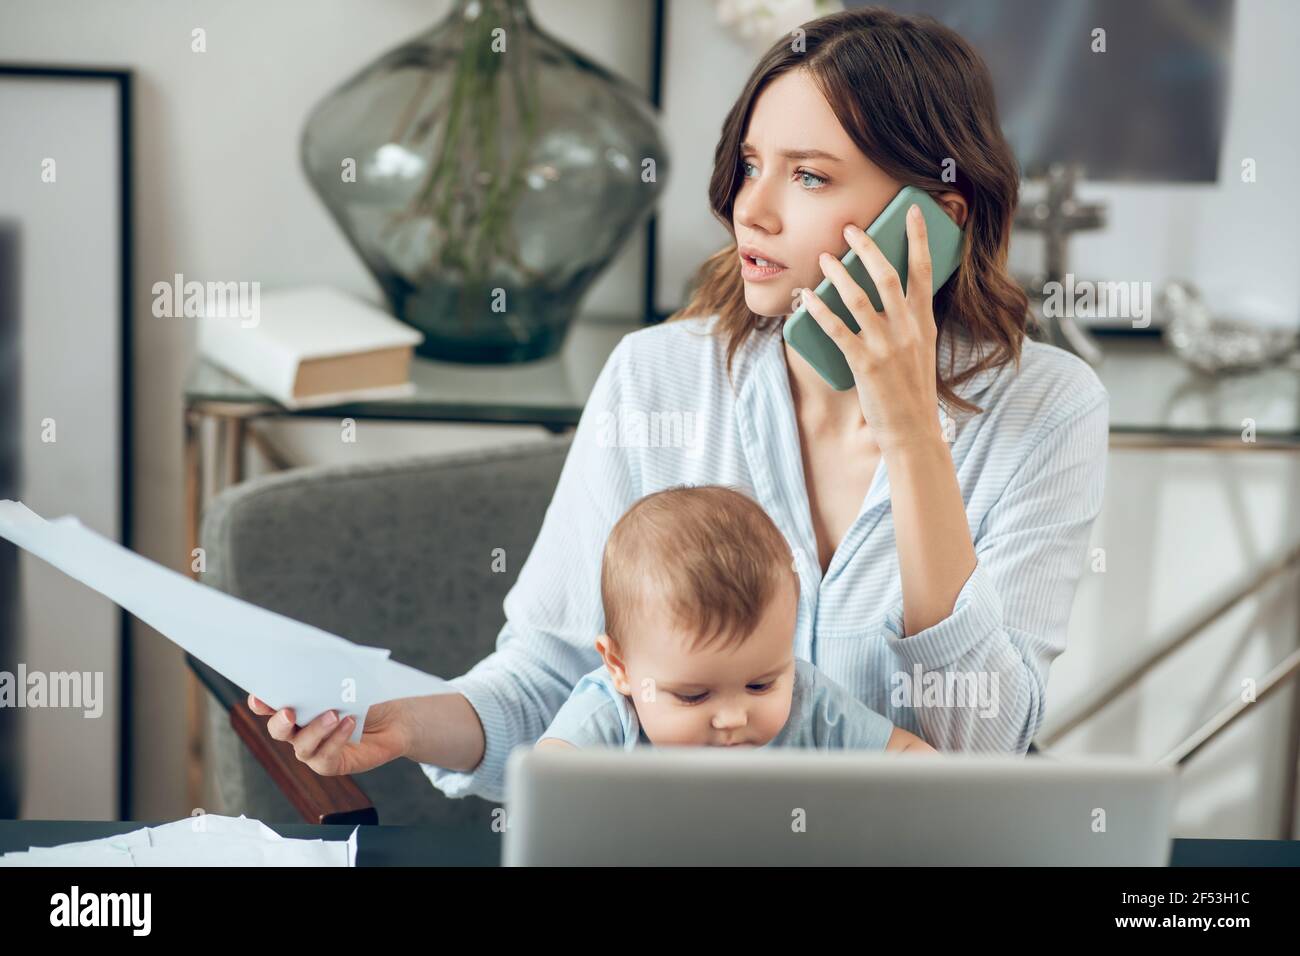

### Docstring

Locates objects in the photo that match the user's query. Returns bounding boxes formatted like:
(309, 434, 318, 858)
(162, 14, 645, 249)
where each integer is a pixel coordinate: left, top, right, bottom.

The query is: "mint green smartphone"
(781, 184, 964, 390)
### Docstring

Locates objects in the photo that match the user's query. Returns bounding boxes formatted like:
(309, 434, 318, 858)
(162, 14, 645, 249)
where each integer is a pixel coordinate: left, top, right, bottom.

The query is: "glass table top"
(183, 317, 1300, 442)
(184, 314, 641, 428)
(1091, 331, 1300, 442)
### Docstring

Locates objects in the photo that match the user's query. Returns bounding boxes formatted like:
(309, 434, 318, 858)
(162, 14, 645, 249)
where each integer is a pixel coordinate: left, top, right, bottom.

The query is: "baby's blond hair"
(600, 485, 798, 654)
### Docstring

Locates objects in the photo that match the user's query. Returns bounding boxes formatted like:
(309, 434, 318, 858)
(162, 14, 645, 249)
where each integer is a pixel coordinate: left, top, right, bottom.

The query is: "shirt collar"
(935, 320, 1008, 413)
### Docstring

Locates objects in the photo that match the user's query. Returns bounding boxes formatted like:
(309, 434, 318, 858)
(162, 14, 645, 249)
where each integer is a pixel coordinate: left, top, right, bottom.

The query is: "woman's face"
(733, 69, 903, 318)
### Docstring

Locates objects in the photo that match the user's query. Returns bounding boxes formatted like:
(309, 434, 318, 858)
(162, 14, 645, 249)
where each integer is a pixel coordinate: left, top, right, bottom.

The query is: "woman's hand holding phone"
(798, 203, 944, 453)
(247, 693, 411, 777)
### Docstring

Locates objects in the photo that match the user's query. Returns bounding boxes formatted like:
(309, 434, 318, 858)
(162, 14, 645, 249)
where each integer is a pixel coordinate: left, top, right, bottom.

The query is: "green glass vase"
(301, 0, 669, 362)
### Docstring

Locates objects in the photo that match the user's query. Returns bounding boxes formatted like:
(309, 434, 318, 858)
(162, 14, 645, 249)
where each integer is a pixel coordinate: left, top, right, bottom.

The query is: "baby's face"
(604, 582, 799, 748)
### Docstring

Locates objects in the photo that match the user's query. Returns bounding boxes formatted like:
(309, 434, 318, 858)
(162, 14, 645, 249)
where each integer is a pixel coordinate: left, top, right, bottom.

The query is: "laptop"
(502, 748, 1177, 866)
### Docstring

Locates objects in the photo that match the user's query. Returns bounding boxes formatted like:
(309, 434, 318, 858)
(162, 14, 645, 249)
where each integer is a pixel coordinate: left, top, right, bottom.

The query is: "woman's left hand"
(798, 203, 942, 452)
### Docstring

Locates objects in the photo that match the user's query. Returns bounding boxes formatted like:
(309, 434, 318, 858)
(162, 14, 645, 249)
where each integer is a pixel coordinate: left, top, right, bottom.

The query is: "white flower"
(715, 0, 842, 48)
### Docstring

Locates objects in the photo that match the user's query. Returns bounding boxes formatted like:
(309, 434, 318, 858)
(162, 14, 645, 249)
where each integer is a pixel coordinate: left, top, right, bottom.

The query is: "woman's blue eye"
(797, 169, 828, 190)
(739, 160, 828, 191)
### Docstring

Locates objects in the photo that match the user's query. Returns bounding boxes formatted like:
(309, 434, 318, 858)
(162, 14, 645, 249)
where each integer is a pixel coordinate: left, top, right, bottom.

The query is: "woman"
(250, 7, 1108, 804)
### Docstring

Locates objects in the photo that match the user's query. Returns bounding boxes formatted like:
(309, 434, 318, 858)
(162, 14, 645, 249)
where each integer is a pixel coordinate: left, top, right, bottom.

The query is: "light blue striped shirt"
(422, 315, 1109, 803)
(539, 658, 896, 752)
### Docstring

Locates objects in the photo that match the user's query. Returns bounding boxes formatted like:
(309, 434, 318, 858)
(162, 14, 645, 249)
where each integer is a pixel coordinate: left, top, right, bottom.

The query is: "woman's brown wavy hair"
(668, 5, 1032, 416)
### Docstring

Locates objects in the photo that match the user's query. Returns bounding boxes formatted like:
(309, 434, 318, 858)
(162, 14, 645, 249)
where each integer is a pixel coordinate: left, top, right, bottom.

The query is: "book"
(197, 285, 424, 409)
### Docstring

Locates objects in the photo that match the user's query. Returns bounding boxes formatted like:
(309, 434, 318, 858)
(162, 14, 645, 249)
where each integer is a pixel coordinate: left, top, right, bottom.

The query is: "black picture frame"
(0, 64, 134, 820)
(643, 0, 668, 325)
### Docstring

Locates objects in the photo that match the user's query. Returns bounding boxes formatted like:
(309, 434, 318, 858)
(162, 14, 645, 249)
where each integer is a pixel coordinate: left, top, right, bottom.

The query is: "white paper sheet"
(0, 499, 455, 741)
(0, 814, 358, 867)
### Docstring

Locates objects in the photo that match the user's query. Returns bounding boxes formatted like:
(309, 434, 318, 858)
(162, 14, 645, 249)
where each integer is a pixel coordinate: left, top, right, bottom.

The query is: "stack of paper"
(0, 814, 358, 867)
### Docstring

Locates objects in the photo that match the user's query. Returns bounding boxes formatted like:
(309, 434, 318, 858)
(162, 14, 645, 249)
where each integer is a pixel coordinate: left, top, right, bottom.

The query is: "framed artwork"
(648, 0, 760, 322)
(0, 65, 133, 819)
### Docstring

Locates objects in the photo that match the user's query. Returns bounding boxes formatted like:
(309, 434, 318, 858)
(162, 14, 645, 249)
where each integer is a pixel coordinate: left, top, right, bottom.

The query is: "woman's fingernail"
(324, 710, 338, 726)
(909, 203, 920, 219)
(819, 252, 831, 266)
(842, 224, 857, 240)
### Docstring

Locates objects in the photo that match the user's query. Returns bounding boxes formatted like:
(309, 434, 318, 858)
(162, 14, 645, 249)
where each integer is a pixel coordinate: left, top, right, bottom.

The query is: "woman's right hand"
(247, 694, 411, 777)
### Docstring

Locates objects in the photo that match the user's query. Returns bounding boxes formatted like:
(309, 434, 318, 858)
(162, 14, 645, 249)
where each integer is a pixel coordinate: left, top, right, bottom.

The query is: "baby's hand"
(885, 725, 937, 753)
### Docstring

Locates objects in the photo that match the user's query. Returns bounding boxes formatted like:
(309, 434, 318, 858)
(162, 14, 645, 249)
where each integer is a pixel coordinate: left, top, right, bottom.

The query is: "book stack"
(198, 286, 424, 409)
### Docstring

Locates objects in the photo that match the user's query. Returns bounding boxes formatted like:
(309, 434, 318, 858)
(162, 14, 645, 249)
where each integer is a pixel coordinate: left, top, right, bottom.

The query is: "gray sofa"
(199, 434, 573, 826)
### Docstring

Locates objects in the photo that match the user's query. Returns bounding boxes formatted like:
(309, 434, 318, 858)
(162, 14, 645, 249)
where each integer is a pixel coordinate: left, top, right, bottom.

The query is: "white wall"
(0, 77, 125, 820)
(1050, 0, 1300, 329)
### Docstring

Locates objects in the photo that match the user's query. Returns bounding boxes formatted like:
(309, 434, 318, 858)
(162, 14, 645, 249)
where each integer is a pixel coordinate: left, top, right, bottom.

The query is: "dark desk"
(3, 820, 1298, 866)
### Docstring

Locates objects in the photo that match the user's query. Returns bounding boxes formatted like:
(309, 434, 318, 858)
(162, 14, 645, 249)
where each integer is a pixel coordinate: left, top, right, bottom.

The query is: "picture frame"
(0, 64, 133, 819)
(647, 0, 762, 322)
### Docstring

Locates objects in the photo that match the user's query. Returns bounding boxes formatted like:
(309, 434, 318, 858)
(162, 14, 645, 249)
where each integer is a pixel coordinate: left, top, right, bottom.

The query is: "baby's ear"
(595, 635, 631, 690)
(594, 633, 620, 675)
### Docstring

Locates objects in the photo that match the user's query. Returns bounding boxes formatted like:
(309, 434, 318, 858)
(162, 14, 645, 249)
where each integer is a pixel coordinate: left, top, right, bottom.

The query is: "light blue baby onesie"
(538, 657, 895, 750)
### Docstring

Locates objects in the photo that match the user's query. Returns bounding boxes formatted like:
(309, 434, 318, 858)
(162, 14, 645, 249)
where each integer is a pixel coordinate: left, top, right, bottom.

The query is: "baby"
(536, 485, 935, 753)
